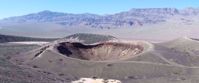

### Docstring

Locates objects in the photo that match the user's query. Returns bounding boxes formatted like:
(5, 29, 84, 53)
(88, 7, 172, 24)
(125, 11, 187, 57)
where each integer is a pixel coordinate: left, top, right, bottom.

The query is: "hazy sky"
(0, 0, 199, 19)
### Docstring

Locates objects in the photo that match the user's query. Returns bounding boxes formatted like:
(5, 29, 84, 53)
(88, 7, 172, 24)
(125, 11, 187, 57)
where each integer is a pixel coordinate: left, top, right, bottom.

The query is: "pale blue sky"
(0, 0, 199, 19)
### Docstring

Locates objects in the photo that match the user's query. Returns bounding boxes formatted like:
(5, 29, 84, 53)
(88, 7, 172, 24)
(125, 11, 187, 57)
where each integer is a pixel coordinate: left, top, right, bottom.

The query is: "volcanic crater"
(55, 41, 151, 61)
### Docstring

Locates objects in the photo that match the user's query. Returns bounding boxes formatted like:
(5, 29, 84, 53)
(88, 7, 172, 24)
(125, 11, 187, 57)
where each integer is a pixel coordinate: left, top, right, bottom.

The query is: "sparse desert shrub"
(107, 64, 113, 67)
(48, 60, 53, 63)
(180, 77, 186, 80)
(27, 75, 32, 78)
(59, 59, 63, 61)
(58, 73, 64, 76)
(6, 56, 11, 60)
(125, 75, 139, 79)
(32, 65, 39, 68)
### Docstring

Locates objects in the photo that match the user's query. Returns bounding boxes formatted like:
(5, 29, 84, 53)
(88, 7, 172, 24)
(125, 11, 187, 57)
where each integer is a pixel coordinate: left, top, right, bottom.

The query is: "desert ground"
(0, 33, 199, 83)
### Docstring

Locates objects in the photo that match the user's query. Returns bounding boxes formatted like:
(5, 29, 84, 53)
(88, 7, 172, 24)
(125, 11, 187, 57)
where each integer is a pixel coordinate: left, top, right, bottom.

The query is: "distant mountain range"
(1, 8, 199, 28)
